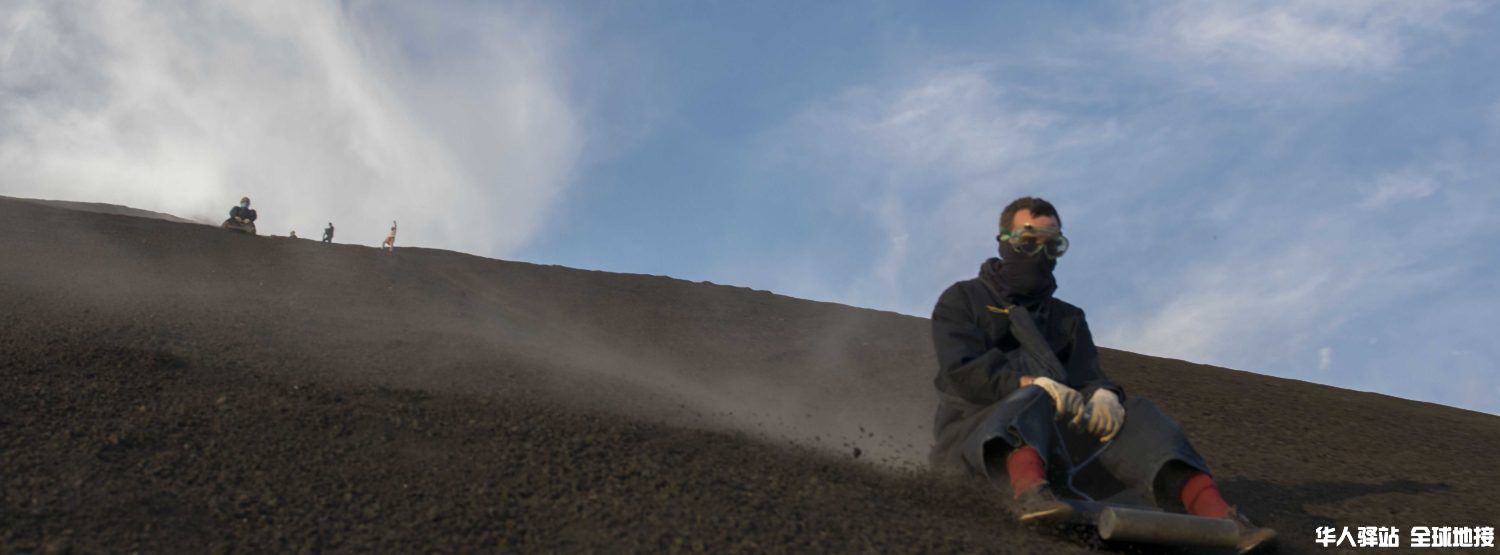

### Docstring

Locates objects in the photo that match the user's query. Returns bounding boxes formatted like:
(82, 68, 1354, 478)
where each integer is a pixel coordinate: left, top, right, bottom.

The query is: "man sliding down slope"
(928, 196, 1275, 553)
(222, 197, 258, 235)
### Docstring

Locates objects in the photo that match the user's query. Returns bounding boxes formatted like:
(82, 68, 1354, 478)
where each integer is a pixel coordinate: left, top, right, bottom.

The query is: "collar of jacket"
(979, 257, 1055, 310)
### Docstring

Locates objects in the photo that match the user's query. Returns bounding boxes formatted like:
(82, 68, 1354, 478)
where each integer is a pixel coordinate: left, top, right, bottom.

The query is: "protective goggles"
(998, 224, 1069, 259)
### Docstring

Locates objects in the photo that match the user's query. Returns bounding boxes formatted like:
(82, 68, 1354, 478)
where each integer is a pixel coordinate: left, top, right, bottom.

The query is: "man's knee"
(1003, 385, 1053, 414)
(1124, 397, 1179, 426)
(1124, 396, 1160, 414)
(962, 387, 1059, 476)
(1118, 396, 1194, 443)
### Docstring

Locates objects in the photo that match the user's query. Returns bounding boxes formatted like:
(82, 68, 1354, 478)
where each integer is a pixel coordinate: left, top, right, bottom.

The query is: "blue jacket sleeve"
(1061, 311, 1125, 401)
(931, 284, 1033, 407)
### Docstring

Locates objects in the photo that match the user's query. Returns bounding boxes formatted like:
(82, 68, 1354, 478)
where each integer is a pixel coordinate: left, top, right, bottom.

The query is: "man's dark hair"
(999, 196, 1062, 234)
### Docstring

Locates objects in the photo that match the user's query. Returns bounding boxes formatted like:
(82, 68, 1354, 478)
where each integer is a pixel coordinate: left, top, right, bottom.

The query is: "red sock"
(1006, 446, 1046, 497)
(1180, 472, 1231, 518)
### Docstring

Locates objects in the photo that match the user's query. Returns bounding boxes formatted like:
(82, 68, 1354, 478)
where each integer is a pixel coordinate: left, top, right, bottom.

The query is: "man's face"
(1005, 209, 1068, 259)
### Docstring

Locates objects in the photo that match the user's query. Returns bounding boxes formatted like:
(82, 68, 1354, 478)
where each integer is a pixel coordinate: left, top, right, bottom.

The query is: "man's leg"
(961, 387, 1075, 521)
(1090, 397, 1210, 506)
(967, 388, 1059, 478)
(1005, 444, 1047, 494)
(1153, 461, 1229, 517)
(1095, 397, 1277, 551)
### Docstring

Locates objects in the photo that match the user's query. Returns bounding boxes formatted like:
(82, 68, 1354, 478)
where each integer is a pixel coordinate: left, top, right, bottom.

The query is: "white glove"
(1078, 389, 1125, 442)
(1029, 377, 1084, 420)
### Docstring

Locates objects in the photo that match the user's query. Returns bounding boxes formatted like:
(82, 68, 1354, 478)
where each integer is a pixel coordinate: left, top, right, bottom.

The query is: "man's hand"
(1027, 377, 1083, 419)
(1077, 389, 1125, 442)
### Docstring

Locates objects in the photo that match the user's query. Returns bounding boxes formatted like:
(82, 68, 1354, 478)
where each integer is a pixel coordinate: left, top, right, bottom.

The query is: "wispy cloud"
(750, 68, 1123, 313)
(1124, 0, 1478, 92)
(1099, 160, 1494, 406)
(0, 0, 580, 253)
(1100, 187, 1447, 371)
(1358, 171, 1440, 210)
(741, 0, 1499, 413)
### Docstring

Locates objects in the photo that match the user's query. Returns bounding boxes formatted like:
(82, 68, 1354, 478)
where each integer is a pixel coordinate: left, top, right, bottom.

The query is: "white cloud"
(746, 40, 1500, 414)
(1358, 172, 1440, 210)
(709, 4, 1500, 415)
(708, 5, 1500, 415)
(1104, 230, 1369, 369)
(1128, 0, 1477, 86)
(1098, 162, 1487, 391)
(751, 68, 1124, 314)
(0, 0, 580, 253)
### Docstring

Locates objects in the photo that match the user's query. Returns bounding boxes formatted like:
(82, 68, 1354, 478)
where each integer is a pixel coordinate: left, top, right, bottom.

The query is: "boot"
(1225, 508, 1278, 554)
(1012, 482, 1073, 523)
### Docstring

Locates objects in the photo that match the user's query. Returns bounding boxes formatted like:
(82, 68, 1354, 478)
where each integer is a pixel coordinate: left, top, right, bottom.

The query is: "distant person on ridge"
(381, 220, 397, 253)
(221, 196, 258, 235)
(929, 196, 1275, 552)
(289, 230, 297, 239)
(323, 222, 335, 243)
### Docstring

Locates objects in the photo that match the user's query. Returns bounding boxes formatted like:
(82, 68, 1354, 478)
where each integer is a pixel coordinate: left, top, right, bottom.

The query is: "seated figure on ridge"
(221, 196, 258, 235)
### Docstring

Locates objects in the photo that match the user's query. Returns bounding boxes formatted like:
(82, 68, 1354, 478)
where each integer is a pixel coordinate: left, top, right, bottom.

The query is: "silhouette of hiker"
(289, 230, 297, 239)
(928, 197, 1275, 552)
(323, 222, 334, 243)
(381, 220, 397, 253)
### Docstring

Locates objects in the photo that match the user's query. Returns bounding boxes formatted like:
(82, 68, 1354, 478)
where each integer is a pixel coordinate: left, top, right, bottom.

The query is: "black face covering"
(989, 241, 1057, 300)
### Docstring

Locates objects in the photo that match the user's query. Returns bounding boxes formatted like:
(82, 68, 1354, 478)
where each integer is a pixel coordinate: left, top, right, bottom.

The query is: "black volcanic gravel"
(2, 198, 1497, 553)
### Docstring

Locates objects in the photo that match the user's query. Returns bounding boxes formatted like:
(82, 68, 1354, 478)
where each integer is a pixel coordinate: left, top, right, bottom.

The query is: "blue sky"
(3, 1, 1498, 415)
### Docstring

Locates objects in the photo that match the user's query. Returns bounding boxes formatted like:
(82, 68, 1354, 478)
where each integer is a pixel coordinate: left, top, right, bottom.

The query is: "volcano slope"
(2, 197, 1496, 553)
(0, 195, 201, 225)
